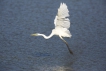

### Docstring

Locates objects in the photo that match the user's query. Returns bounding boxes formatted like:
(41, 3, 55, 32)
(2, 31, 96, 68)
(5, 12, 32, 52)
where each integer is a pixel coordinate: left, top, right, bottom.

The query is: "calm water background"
(0, 0, 106, 71)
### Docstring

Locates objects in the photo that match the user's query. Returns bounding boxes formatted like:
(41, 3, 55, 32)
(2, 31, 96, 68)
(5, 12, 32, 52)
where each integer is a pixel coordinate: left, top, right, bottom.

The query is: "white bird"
(31, 3, 73, 54)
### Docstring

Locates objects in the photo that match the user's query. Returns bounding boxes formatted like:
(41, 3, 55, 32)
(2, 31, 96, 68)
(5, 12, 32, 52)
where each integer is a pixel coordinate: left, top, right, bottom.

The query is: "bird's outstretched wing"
(54, 3, 70, 29)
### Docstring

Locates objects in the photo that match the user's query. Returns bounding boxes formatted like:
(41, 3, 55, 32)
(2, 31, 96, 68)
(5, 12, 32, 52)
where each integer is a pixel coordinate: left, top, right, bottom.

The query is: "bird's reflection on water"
(37, 66, 73, 71)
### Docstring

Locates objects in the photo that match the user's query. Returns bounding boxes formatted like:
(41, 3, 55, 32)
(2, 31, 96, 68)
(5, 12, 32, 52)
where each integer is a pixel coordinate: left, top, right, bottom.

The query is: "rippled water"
(0, 0, 106, 71)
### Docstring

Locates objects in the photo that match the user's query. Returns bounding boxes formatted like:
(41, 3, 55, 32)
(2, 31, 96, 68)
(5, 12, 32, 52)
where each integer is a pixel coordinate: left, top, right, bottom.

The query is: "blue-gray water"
(0, 0, 106, 71)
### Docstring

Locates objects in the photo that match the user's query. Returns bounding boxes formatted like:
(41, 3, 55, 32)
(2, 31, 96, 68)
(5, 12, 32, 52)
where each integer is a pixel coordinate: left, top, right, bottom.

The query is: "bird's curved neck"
(37, 32, 53, 39)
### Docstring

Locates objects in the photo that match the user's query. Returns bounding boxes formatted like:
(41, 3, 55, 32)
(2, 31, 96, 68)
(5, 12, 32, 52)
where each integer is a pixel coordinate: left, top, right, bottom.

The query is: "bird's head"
(31, 33, 40, 36)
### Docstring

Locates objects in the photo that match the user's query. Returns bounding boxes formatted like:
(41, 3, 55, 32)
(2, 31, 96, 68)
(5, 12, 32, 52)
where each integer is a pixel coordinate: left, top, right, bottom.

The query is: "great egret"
(31, 3, 73, 54)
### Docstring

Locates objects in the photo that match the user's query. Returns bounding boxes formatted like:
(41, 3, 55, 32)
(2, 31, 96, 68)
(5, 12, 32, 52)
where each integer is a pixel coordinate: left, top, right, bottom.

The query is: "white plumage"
(31, 3, 73, 54)
(54, 3, 70, 29)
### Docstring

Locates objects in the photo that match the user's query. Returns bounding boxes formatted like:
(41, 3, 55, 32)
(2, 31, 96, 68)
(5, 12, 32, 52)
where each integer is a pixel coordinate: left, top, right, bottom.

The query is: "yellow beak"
(31, 34, 37, 36)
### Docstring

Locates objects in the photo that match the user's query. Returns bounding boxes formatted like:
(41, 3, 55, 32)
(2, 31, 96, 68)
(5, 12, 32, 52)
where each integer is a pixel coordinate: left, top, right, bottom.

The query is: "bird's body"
(52, 26, 71, 37)
(31, 3, 73, 54)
